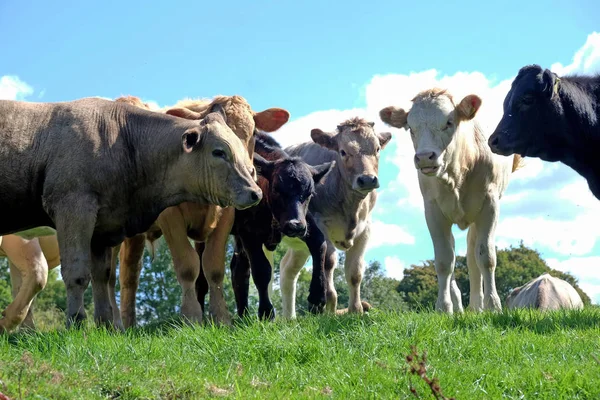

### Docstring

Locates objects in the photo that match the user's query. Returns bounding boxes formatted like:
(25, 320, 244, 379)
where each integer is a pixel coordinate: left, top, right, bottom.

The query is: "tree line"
(0, 240, 591, 327)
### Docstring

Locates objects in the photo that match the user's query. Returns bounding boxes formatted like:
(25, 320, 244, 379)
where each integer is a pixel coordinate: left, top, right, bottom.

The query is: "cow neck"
(324, 164, 368, 216)
(121, 110, 202, 213)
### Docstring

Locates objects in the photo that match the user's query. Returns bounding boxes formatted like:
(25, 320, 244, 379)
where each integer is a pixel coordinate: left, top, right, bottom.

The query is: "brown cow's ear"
(254, 108, 290, 132)
(310, 129, 337, 150)
(310, 161, 335, 185)
(456, 95, 482, 121)
(378, 132, 392, 149)
(182, 129, 200, 153)
(253, 153, 275, 178)
(166, 107, 202, 120)
(379, 106, 408, 129)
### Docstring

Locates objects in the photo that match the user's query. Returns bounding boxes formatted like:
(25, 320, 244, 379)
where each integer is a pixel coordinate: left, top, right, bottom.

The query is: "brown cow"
(0, 97, 262, 328)
(114, 95, 290, 327)
(279, 118, 392, 318)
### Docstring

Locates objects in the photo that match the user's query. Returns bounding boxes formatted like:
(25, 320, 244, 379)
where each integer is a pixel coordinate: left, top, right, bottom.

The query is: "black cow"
(195, 132, 334, 319)
(488, 64, 600, 198)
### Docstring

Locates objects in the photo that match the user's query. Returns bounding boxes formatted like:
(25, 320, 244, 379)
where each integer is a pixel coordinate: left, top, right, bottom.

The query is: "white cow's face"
(379, 90, 482, 178)
(407, 96, 458, 177)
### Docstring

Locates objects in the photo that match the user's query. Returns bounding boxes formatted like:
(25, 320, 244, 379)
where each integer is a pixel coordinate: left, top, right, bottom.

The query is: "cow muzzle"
(488, 130, 516, 156)
(353, 174, 379, 194)
(233, 187, 263, 210)
(281, 219, 307, 238)
(414, 151, 441, 176)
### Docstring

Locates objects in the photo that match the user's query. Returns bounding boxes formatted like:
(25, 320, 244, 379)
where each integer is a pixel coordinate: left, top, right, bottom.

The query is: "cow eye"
(212, 149, 226, 159)
(340, 149, 347, 157)
(376, 147, 381, 154)
(521, 95, 535, 105)
(442, 120, 453, 131)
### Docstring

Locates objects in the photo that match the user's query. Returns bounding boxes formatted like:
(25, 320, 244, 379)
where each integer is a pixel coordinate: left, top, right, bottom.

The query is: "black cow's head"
(253, 155, 334, 238)
(488, 64, 566, 161)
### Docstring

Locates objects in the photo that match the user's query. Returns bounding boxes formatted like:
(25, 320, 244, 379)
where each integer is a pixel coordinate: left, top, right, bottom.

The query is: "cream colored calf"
(506, 273, 584, 310)
(0, 230, 60, 333)
(381, 88, 521, 313)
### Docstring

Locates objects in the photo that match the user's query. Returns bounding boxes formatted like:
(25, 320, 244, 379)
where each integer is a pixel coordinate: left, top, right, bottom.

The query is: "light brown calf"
(113, 95, 290, 327)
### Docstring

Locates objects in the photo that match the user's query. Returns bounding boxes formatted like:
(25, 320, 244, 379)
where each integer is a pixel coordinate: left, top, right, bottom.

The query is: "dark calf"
(195, 132, 333, 319)
(488, 64, 600, 198)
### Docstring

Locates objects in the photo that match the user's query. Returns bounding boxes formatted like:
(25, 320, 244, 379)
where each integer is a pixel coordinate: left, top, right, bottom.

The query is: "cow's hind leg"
(0, 237, 48, 333)
(466, 226, 484, 311)
(474, 198, 502, 311)
(118, 235, 146, 328)
(9, 261, 35, 330)
(229, 237, 251, 318)
(194, 242, 209, 314)
(90, 242, 116, 328)
(280, 244, 310, 319)
(342, 228, 370, 314)
(241, 236, 274, 320)
(108, 243, 124, 330)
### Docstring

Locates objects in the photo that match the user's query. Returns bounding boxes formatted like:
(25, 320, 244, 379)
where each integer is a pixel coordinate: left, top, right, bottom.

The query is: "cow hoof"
(308, 303, 325, 314)
(258, 307, 275, 321)
(361, 301, 372, 312)
(66, 312, 87, 329)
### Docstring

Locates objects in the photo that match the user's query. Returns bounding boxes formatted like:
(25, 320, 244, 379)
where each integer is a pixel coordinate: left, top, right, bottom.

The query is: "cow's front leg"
(90, 241, 115, 328)
(466, 226, 483, 311)
(194, 242, 209, 314)
(117, 234, 146, 328)
(229, 236, 251, 318)
(52, 195, 98, 328)
(202, 207, 234, 326)
(343, 225, 371, 314)
(241, 236, 274, 320)
(304, 215, 327, 314)
(424, 201, 456, 314)
(158, 207, 203, 324)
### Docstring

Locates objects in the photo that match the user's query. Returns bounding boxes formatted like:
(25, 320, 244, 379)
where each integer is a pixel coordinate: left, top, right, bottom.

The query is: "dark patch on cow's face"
(269, 159, 315, 238)
(489, 65, 565, 161)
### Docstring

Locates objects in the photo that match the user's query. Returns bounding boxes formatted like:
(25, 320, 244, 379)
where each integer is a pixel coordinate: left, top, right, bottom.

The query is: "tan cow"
(506, 273, 584, 310)
(0, 229, 60, 333)
(279, 117, 391, 318)
(113, 95, 290, 327)
(0, 97, 261, 328)
(380, 88, 521, 313)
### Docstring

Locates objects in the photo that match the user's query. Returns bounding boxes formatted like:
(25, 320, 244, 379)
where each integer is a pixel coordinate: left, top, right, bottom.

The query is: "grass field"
(1, 309, 600, 399)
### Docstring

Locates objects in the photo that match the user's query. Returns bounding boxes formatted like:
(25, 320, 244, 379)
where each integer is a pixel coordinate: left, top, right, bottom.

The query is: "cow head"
(380, 89, 482, 178)
(254, 154, 334, 237)
(180, 111, 262, 210)
(165, 95, 290, 161)
(310, 118, 391, 196)
(488, 65, 565, 161)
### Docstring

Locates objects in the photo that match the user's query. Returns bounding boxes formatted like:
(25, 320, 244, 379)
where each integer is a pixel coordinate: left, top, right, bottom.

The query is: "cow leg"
(0, 237, 47, 333)
(158, 208, 203, 324)
(304, 214, 327, 314)
(118, 235, 146, 328)
(230, 237, 251, 318)
(323, 242, 338, 313)
(279, 246, 310, 319)
(108, 244, 123, 330)
(202, 207, 234, 326)
(9, 262, 36, 329)
(194, 242, 209, 314)
(474, 198, 502, 311)
(450, 275, 464, 313)
(343, 226, 370, 314)
(466, 226, 484, 311)
(90, 242, 115, 328)
(53, 197, 98, 327)
(424, 202, 455, 314)
(263, 245, 275, 299)
(241, 236, 274, 320)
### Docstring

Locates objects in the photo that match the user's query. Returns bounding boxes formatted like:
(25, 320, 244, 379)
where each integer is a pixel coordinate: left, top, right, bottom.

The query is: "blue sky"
(2, 1, 600, 303)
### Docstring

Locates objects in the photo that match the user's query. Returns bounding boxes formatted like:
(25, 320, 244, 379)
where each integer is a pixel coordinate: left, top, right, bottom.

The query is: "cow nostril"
(490, 137, 499, 147)
(372, 176, 379, 186)
(428, 152, 435, 160)
(250, 191, 260, 202)
(357, 176, 365, 186)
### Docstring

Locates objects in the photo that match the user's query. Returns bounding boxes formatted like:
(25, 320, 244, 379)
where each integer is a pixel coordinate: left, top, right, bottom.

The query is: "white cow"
(506, 273, 584, 310)
(0, 227, 60, 333)
(380, 88, 521, 313)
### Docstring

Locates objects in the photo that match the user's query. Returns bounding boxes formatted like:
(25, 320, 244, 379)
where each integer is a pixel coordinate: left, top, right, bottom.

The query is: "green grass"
(1, 309, 600, 399)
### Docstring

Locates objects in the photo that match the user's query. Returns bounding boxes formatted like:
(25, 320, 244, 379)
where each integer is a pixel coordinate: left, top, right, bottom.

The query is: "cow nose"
(282, 220, 306, 237)
(414, 151, 436, 163)
(489, 136, 499, 148)
(250, 190, 261, 203)
(356, 175, 379, 190)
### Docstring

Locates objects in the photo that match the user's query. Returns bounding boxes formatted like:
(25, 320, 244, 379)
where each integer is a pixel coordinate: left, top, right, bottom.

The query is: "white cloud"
(551, 32, 600, 75)
(384, 256, 405, 281)
(368, 220, 415, 250)
(0, 75, 33, 100)
(546, 256, 600, 283)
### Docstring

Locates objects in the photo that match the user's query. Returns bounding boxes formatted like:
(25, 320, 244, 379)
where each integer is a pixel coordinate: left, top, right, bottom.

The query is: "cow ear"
(167, 107, 202, 120)
(542, 69, 559, 98)
(378, 132, 392, 149)
(457, 95, 482, 121)
(310, 161, 335, 185)
(182, 128, 201, 153)
(253, 153, 275, 178)
(379, 106, 408, 129)
(311, 128, 338, 150)
(209, 103, 228, 124)
(254, 108, 290, 132)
